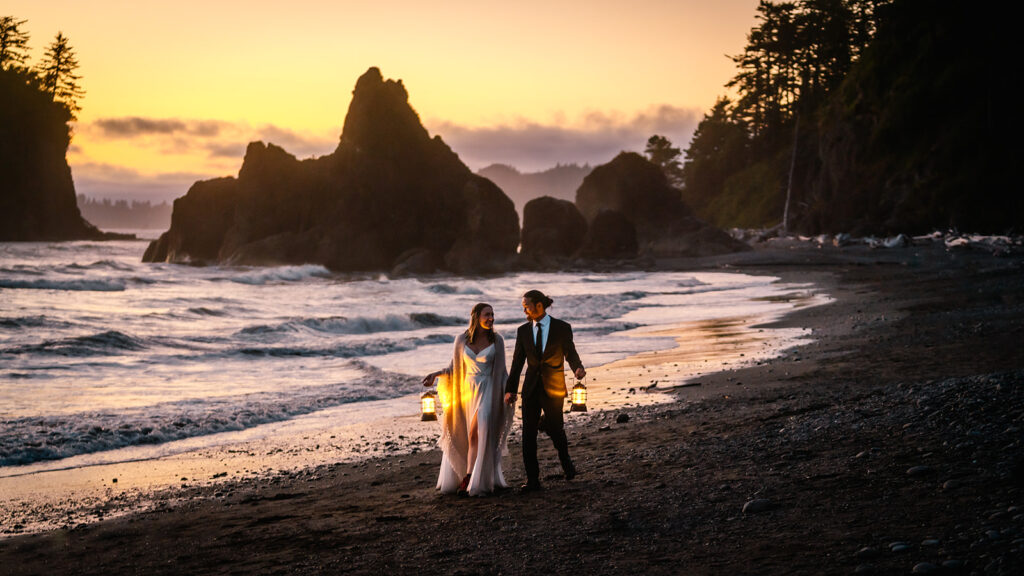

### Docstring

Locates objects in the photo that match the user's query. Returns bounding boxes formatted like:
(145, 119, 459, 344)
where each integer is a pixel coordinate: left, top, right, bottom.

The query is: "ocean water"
(1, 238, 822, 473)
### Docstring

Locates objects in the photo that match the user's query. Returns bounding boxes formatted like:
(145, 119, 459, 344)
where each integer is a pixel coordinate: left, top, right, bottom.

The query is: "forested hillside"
(681, 0, 1021, 235)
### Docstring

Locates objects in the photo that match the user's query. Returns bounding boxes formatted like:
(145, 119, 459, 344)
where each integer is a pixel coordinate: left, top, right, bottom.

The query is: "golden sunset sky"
(7, 0, 758, 201)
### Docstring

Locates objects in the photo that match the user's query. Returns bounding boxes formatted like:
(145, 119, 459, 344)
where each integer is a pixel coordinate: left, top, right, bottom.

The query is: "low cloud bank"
(75, 105, 701, 200)
(430, 105, 702, 171)
(85, 116, 339, 162)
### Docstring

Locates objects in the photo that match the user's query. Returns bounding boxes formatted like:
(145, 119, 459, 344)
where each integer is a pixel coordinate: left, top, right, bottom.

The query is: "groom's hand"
(574, 367, 587, 380)
(504, 392, 516, 405)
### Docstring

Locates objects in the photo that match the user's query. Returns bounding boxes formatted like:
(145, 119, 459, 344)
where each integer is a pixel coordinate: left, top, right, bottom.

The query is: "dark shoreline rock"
(575, 152, 749, 259)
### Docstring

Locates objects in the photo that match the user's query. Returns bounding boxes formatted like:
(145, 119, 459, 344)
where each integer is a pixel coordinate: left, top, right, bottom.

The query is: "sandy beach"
(1, 240, 1022, 575)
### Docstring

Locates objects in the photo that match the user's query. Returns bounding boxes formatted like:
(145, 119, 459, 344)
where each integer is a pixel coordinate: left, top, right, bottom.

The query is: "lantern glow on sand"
(570, 381, 588, 412)
(421, 391, 438, 421)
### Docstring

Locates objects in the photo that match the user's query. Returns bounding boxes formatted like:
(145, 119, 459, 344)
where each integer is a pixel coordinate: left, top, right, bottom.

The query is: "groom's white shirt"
(532, 314, 551, 354)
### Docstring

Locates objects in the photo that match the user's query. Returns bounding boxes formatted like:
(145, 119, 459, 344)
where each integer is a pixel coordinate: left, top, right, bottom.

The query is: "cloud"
(84, 116, 337, 161)
(249, 125, 338, 158)
(70, 162, 215, 203)
(427, 105, 703, 172)
(93, 117, 226, 138)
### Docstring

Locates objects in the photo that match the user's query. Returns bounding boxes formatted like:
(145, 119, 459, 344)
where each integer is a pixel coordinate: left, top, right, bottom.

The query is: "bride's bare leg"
(467, 414, 479, 469)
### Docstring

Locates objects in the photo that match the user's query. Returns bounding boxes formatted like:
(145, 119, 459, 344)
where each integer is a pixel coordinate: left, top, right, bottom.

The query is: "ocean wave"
(237, 313, 463, 336)
(0, 265, 45, 276)
(677, 277, 707, 288)
(1, 316, 50, 329)
(556, 291, 650, 322)
(5, 330, 147, 357)
(573, 321, 642, 336)
(130, 276, 160, 285)
(580, 273, 647, 283)
(0, 363, 418, 467)
(188, 307, 228, 317)
(427, 283, 483, 295)
(234, 333, 451, 358)
(674, 283, 759, 295)
(229, 265, 332, 285)
(64, 260, 136, 272)
(0, 278, 127, 291)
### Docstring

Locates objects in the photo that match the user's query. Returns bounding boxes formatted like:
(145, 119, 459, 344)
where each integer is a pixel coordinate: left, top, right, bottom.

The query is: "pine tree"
(0, 15, 31, 71)
(681, 99, 750, 207)
(36, 31, 84, 118)
(644, 135, 684, 188)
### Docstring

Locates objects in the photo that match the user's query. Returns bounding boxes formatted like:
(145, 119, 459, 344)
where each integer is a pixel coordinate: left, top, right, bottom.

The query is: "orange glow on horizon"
(7, 0, 760, 196)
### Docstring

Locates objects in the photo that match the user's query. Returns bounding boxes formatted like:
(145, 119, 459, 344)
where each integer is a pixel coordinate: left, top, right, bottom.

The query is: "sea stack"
(144, 67, 519, 273)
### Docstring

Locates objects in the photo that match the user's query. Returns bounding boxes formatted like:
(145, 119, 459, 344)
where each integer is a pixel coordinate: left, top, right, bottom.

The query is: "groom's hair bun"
(523, 290, 553, 308)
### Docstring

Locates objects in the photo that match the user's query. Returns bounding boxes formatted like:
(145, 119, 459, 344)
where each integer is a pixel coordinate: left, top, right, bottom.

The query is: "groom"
(505, 289, 586, 491)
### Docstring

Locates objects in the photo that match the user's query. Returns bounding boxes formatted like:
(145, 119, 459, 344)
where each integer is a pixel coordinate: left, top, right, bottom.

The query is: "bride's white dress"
(435, 332, 514, 496)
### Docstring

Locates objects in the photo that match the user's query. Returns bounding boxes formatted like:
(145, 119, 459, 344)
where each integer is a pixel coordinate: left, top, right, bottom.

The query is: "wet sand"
(1, 241, 1021, 575)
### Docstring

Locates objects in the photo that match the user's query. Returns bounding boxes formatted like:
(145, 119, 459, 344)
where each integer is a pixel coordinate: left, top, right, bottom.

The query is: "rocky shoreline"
(1, 242, 1021, 575)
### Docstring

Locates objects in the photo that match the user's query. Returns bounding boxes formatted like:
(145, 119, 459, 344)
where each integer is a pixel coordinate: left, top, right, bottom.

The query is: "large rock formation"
(144, 67, 519, 273)
(519, 196, 587, 258)
(578, 210, 638, 259)
(0, 68, 121, 241)
(574, 152, 748, 258)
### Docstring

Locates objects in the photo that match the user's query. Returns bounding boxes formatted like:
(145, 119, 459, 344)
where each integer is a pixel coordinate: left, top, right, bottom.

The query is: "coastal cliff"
(144, 67, 519, 273)
(0, 68, 114, 241)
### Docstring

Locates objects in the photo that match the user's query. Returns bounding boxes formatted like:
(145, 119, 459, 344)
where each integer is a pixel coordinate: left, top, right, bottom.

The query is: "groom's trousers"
(521, 386, 572, 482)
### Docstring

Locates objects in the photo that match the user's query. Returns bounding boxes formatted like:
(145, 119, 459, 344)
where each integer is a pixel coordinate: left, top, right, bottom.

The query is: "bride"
(422, 303, 514, 496)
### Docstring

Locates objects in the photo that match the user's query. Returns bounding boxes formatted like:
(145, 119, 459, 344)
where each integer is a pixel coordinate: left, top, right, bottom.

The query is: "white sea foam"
(229, 264, 332, 285)
(0, 278, 127, 291)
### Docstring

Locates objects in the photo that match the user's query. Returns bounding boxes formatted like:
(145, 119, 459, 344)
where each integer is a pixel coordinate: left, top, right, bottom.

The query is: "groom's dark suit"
(505, 316, 584, 484)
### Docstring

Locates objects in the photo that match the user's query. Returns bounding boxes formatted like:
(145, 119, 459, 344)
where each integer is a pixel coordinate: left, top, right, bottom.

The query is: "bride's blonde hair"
(466, 302, 495, 344)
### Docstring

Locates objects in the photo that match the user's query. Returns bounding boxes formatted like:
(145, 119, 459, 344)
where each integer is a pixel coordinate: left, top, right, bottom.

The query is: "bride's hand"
(422, 372, 437, 387)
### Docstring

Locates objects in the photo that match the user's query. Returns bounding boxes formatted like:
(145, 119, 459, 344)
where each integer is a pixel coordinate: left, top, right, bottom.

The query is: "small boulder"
(742, 498, 773, 514)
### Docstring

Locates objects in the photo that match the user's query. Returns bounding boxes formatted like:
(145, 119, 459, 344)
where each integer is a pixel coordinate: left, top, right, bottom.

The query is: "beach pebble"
(912, 562, 939, 574)
(941, 559, 964, 570)
(890, 542, 911, 553)
(855, 546, 880, 559)
(920, 539, 940, 547)
(942, 479, 962, 490)
(854, 563, 875, 574)
(616, 413, 630, 424)
(741, 498, 772, 514)
(906, 465, 932, 477)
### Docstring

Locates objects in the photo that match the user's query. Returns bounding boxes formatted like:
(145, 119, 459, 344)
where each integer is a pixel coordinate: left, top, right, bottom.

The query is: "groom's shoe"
(519, 479, 542, 492)
(562, 460, 577, 481)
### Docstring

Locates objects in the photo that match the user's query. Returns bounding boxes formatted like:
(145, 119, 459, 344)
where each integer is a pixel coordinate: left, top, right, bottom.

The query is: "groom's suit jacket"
(505, 317, 583, 399)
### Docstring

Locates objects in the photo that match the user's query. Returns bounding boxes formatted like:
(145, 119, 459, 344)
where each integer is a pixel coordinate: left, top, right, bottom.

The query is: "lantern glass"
(421, 391, 437, 421)
(570, 382, 588, 412)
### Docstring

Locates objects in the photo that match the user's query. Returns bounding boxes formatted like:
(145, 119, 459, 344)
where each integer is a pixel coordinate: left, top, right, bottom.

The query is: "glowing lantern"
(570, 381, 588, 412)
(421, 391, 438, 421)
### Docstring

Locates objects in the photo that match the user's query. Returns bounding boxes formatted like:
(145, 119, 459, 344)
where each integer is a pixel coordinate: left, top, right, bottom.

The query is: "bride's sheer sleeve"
(493, 334, 515, 456)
